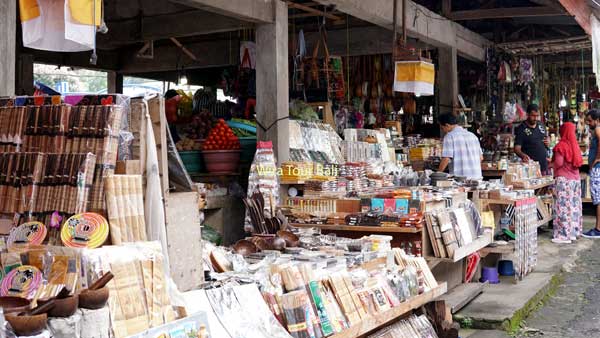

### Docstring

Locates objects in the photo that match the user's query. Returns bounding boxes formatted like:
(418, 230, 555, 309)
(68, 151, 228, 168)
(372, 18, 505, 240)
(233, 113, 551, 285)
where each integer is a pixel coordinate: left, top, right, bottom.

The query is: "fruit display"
(176, 90, 193, 117)
(203, 119, 241, 151)
(181, 109, 215, 139)
(176, 137, 202, 151)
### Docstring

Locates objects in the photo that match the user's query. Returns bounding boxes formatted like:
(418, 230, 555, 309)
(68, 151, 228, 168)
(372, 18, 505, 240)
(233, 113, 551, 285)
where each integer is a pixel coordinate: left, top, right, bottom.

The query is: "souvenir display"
(7, 221, 47, 247)
(0, 265, 42, 299)
(104, 175, 146, 244)
(0, 101, 124, 213)
(61, 213, 109, 249)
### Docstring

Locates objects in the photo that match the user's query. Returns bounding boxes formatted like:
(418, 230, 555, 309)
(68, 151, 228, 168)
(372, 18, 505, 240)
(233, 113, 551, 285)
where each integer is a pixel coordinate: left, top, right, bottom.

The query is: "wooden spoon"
(89, 272, 114, 291)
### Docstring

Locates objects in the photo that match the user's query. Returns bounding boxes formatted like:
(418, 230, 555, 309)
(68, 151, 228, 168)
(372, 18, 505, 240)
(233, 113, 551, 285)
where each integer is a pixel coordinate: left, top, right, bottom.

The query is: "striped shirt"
(442, 126, 483, 179)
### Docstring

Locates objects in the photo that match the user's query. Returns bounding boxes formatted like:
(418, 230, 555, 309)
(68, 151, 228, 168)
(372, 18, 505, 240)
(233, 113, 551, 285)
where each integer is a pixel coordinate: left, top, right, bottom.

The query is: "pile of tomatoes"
(202, 119, 241, 151)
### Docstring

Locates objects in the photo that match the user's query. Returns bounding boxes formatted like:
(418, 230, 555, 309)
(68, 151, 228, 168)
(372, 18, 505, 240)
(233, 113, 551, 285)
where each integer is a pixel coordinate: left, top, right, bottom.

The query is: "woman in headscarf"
(551, 122, 583, 244)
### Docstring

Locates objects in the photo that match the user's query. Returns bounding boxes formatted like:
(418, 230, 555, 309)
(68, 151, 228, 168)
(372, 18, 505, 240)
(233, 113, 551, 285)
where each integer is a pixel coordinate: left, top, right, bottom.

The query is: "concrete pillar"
(108, 71, 124, 94)
(438, 46, 458, 115)
(16, 54, 34, 96)
(0, 0, 16, 96)
(256, 0, 289, 162)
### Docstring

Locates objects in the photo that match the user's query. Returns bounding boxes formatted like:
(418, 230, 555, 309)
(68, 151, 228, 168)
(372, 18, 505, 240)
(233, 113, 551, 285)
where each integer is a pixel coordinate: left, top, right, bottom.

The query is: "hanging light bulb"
(179, 75, 188, 86)
(559, 96, 567, 108)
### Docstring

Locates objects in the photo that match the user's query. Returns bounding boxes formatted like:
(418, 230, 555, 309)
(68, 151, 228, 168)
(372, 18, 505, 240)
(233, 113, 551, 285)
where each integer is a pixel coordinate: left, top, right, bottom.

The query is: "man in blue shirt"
(438, 113, 483, 179)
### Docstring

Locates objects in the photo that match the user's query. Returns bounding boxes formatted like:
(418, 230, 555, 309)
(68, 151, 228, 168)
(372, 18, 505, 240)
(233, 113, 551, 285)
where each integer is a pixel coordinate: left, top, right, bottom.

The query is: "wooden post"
(256, 0, 290, 161)
(108, 71, 124, 94)
(16, 54, 34, 95)
(438, 47, 458, 114)
(0, 0, 16, 96)
(442, 0, 452, 17)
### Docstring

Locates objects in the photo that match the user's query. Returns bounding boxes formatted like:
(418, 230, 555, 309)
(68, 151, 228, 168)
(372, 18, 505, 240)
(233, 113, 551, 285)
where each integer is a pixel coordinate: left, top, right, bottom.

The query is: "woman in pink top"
(552, 122, 583, 244)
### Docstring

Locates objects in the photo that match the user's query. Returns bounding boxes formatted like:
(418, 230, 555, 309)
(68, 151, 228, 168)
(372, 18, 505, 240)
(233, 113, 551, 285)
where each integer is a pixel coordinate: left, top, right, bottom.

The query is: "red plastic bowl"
(202, 150, 241, 173)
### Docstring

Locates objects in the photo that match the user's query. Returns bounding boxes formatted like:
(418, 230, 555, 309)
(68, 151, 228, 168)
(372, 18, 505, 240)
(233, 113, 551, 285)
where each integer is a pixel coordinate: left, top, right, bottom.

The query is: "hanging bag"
(235, 44, 256, 98)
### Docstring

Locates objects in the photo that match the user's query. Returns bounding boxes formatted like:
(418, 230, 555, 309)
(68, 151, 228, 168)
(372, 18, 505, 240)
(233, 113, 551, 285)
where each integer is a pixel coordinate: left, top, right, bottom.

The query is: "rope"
(255, 115, 290, 133)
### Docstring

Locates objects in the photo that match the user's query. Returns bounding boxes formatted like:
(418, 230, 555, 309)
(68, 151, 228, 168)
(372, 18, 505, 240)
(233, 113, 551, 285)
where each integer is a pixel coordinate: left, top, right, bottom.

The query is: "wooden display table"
(482, 168, 506, 178)
(290, 223, 422, 249)
(329, 283, 447, 338)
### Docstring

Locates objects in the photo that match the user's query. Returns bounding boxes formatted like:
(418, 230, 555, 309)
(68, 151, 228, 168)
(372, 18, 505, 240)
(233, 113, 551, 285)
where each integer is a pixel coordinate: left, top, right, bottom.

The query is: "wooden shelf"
(290, 223, 422, 233)
(479, 242, 515, 257)
(511, 180, 554, 190)
(480, 198, 517, 205)
(437, 282, 485, 314)
(536, 217, 552, 228)
(280, 178, 307, 185)
(450, 235, 493, 263)
(583, 198, 593, 203)
(329, 283, 447, 338)
(425, 235, 492, 263)
(482, 169, 506, 177)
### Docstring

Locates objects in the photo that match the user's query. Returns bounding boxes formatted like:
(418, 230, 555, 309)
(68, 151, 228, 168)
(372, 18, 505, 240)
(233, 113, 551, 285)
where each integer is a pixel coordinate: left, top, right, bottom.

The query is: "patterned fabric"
(554, 176, 582, 241)
(442, 126, 483, 179)
(592, 165, 600, 205)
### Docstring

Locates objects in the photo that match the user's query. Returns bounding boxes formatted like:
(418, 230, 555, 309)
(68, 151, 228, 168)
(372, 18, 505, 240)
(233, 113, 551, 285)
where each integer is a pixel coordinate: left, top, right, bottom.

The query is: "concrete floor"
(456, 216, 596, 337)
(514, 237, 600, 338)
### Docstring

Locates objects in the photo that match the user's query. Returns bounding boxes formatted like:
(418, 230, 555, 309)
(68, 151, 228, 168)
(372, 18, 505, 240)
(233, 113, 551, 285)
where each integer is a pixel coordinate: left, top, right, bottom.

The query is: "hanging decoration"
(19, 0, 103, 52)
(393, 61, 435, 96)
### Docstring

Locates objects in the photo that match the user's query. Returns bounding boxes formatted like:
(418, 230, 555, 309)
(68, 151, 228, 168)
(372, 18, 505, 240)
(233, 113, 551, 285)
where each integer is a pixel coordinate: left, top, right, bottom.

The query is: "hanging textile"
(239, 41, 256, 69)
(393, 61, 435, 96)
(19, 0, 101, 52)
(591, 14, 600, 89)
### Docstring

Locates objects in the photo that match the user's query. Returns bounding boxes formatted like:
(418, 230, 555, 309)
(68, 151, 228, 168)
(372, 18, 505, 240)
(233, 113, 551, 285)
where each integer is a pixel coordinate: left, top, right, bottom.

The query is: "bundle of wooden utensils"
(0, 103, 123, 213)
(0, 152, 96, 215)
(243, 191, 283, 234)
(2, 272, 113, 336)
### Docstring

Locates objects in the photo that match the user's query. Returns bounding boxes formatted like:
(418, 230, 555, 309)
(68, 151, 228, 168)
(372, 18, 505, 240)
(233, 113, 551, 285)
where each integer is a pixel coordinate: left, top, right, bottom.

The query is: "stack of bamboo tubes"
(104, 175, 147, 244)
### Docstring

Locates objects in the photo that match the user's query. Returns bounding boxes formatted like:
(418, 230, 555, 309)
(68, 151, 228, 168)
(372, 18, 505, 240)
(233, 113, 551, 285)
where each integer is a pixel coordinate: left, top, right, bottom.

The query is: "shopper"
(583, 109, 600, 238)
(551, 122, 582, 244)
(438, 113, 483, 179)
(514, 104, 550, 174)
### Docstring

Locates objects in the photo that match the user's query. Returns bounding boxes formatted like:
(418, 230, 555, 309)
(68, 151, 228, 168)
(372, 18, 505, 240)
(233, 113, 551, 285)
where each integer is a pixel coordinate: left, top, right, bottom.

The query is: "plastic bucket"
(498, 260, 515, 276)
(202, 150, 241, 173)
(480, 266, 500, 284)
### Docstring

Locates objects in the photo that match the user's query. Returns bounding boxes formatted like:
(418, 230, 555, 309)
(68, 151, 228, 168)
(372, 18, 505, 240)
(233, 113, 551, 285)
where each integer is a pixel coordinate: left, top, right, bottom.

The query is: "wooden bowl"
(209, 250, 232, 273)
(5, 313, 47, 336)
(233, 240, 258, 256)
(276, 231, 299, 247)
(249, 237, 269, 251)
(38, 296, 78, 317)
(0, 296, 31, 314)
(79, 287, 109, 310)
(271, 237, 287, 251)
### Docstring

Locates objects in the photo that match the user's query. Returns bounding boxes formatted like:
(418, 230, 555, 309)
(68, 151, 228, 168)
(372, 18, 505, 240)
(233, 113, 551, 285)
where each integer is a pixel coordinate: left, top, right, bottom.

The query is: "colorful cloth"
(441, 126, 483, 179)
(553, 122, 583, 168)
(592, 165, 600, 205)
(554, 176, 583, 240)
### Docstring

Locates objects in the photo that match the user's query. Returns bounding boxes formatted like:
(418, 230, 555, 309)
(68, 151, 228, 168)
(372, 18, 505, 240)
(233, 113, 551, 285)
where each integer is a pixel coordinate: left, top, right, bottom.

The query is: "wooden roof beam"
(286, 1, 342, 21)
(449, 6, 565, 21)
(558, 0, 591, 35)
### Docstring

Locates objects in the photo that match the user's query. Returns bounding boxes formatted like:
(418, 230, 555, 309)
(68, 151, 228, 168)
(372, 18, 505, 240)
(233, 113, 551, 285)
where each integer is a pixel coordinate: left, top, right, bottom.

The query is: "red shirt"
(553, 152, 580, 180)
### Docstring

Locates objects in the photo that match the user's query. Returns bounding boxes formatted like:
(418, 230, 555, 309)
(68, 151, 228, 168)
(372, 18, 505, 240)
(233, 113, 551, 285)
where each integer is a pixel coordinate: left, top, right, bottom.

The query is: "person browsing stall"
(438, 113, 483, 179)
(514, 104, 550, 174)
(551, 122, 582, 244)
(583, 110, 600, 238)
